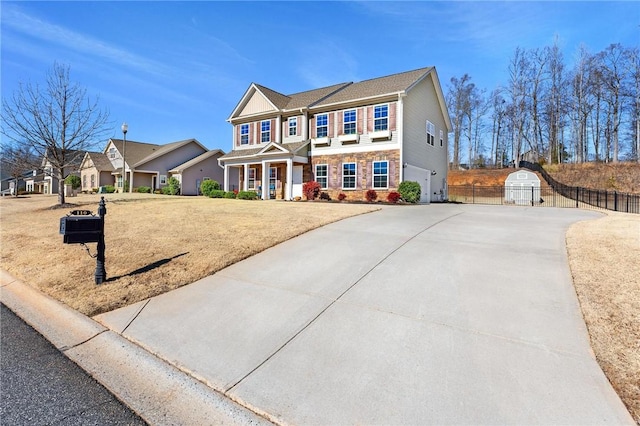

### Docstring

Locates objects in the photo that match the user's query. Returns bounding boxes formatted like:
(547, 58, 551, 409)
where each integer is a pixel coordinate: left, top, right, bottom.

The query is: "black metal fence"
(447, 163, 639, 214)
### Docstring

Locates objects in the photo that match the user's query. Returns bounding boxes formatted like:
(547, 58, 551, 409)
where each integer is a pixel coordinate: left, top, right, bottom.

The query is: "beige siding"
(402, 75, 448, 193)
(239, 92, 277, 117)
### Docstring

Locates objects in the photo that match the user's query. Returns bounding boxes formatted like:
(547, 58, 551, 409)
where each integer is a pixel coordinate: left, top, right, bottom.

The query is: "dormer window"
(343, 109, 356, 134)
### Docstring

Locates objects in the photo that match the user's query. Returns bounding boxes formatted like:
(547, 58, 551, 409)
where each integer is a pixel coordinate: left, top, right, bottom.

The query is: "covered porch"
(219, 141, 310, 200)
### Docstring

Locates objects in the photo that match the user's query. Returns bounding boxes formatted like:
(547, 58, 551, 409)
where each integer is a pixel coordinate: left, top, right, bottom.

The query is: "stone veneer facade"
(310, 149, 401, 201)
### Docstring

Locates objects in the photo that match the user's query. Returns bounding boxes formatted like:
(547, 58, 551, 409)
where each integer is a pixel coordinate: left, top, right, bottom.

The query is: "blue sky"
(2, 1, 639, 153)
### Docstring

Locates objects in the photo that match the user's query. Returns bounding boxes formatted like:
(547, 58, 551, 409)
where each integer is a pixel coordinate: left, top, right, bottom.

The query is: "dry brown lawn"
(1, 193, 638, 422)
(0, 193, 378, 317)
(566, 211, 640, 422)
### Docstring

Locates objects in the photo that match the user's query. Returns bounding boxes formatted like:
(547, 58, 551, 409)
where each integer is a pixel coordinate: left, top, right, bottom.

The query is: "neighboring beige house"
(80, 138, 225, 194)
(168, 149, 228, 195)
(38, 149, 85, 194)
(219, 66, 452, 202)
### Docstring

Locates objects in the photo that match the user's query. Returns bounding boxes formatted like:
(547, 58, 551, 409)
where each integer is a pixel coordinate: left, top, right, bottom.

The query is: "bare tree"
(446, 74, 475, 169)
(1, 62, 110, 205)
(0, 144, 37, 196)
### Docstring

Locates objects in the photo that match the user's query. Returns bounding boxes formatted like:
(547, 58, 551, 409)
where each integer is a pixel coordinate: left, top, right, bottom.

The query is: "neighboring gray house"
(80, 138, 226, 194)
(219, 66, 452, 202)
(168, 149, 231, 195)
(505, 170, 541, 205)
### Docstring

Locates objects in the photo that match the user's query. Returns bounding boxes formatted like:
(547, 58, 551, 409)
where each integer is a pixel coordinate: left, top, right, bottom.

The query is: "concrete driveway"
(96, 204, 633, 425)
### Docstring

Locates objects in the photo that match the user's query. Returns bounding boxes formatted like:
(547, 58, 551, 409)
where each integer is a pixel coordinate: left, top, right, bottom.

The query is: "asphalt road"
(1, 303, 146, 425)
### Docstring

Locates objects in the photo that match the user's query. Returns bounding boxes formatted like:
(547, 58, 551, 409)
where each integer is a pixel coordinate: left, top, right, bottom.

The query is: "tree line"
(447, 41, 640, 168)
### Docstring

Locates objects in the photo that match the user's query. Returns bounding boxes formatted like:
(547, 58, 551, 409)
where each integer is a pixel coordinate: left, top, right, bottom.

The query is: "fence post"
(614, 191, 618, 212)
(575, 187, 579, 208)
(531, 186, 534, 206)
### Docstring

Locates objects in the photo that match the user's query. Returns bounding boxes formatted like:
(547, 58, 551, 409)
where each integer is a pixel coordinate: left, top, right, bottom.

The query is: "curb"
(0, 270, 270, 425)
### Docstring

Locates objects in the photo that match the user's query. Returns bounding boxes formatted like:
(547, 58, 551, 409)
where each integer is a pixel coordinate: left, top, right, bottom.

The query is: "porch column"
(223, 164, 230, 192)
(243, 164, 249, 191)
(262, 161, 270, 200)
(128, 169, 134, 193)
(285, 158, 293, 200)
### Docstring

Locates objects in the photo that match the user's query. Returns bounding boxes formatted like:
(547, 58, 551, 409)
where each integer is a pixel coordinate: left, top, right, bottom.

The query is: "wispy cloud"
(1, 4, 172, 78)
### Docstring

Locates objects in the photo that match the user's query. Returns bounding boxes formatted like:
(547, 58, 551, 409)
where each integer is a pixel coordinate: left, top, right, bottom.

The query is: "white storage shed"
(505, 170, 541, 205)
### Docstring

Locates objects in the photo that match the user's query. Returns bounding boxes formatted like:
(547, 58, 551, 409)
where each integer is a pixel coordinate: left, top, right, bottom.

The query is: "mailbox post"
(95, 197, 107, 284)
(59, 196, 107, 284)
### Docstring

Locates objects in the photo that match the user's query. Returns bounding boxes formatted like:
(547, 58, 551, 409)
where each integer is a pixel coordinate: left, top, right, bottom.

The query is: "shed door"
(292, 166, 303, 198)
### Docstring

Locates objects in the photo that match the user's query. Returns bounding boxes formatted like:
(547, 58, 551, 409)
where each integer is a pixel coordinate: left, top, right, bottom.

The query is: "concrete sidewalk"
(2, 204, 634, 425)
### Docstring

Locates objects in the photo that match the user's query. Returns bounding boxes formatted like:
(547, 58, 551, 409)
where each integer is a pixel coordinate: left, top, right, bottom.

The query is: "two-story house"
(219, 66, 451, 202)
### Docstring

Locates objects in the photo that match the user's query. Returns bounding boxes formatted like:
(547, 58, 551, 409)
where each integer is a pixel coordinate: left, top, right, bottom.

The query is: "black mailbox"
(60, 212, 102, 244)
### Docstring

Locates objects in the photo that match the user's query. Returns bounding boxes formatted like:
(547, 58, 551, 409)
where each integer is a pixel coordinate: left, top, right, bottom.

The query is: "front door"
(292, 166, 303, 198)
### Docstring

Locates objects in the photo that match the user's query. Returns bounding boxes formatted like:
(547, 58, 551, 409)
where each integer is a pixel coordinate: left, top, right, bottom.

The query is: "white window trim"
(426, 120, 435, 146)
(315, 164, 328, 189)
(343, 109, 357, 135)
(160, 175, 167, 185)
(342, 162, 357, 190)
(373, 104, 389, 132)
(261, 120, 270, 143)
(372, 160, 389, 189)
(288, 117, 297, 136)
(440, 129, 444, 147)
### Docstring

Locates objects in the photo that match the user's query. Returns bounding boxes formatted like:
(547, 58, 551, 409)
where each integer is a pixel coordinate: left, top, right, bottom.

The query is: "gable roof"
(81, 152, 115, 172)
(227, 66, 451, 130)
(168, 149, 224, 173)
(218, 140, 309, 161)
(106, 138, 207, 168)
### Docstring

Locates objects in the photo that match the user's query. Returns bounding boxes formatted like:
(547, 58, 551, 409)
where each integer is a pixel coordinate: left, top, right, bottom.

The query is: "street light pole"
(121, 122, 128, 193)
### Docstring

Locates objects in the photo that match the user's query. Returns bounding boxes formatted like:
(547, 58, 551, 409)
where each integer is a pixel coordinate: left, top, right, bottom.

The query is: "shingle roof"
(254, 84, 291, 110)
(313, 67, 433, 107)
(169, 149, 223, 173)
(218, 141, 309, 160)
(85, 152, 115, 171)
(284, 82, 352, 110)
(109, 139, 161, 166)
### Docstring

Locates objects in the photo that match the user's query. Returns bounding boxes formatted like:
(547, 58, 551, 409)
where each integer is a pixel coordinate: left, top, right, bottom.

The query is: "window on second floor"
(374, 104, 389, 131)
(343, 109, 356, 134)
(261, 120, 271, 143)
(240, 124, 249, 145)
(288, 117, 297, 136)
(426, 121, 435, 146)
(440, 129, 444, 147)
(316, 114, 328, 138)
(109, 147, 116, 159)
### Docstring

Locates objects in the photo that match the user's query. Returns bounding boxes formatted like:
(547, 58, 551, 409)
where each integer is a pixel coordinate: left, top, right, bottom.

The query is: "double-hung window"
(288, 117, 297, 136)
(440, 129, 444, 147)
(342, 162, 356, 189)
(372, 161, 388, 189)
(315, 164, 328, 189)
(374, 105, 388, 131)
(109, 147, 116, 159)
(247, 168, 256, 189)
(343, 109, 356, 134)
(240, 124, 249, 145)
(316, 114, 328, 138)
(90, 174, 95, 188)
(261, 120, 271, 143)
(426, 121, 435, 146)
